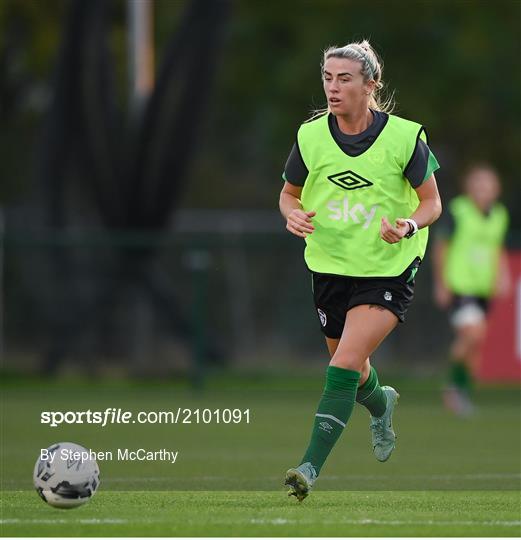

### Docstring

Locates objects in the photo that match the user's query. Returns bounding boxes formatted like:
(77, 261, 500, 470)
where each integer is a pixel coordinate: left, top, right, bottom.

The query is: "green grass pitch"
(2, 491, 520, 536)
(1, 374, 520, 536)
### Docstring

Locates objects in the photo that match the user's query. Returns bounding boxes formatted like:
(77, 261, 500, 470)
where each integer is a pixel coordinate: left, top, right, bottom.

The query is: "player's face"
(322, 57, 373, 115)
(465, 169, 500, 210)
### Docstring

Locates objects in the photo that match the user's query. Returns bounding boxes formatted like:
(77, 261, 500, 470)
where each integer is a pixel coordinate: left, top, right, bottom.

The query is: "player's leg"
(285, 305, 398, 500)
(330, 305, 400, 461)
(325, 336, 339, 357)
(446, 322, 486, 414)
(327, 337, 371, 383)
(345, 258, 416, 441)
(452, 321, 486, 368)
(444, 298, 487, 415)
(328, 337, 388, 419)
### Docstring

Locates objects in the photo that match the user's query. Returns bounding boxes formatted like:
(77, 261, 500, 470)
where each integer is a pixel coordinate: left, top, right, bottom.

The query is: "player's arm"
(380, 174, 442, 243)
(433, 236, 452, 308)
(494, 248, 511, 298)
(432, 204, 454, 308)
(409, 174, 443, 228)
(279, 182, 316, 239)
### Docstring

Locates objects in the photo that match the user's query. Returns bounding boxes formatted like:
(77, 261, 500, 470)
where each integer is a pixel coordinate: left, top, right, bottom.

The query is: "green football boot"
(370, 386, 400, 462)
(284, 462, 317, 502)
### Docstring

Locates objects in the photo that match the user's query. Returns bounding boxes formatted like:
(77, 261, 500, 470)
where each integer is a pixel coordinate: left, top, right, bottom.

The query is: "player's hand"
(434, 282, 452, 309)
(286, 209, 316, 238)
(380, 217, 409, 244)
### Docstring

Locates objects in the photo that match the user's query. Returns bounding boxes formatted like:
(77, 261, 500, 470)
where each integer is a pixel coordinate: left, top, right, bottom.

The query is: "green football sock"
(356, 366, 387, 417)
(450, 361, 472, 392)
(300, 365, 360, 475)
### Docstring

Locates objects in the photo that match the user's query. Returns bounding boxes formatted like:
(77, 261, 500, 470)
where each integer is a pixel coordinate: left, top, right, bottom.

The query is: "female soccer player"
(279, 40, 442, 501)
(433, 164, 510, 416)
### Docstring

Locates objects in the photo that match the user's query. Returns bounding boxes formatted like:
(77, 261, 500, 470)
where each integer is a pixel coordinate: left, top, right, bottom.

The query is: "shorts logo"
(384, 291, 393, 301)
(327, 170, 374, 191)
(317, 309, 327, 327)
(319, 421, 333, 433)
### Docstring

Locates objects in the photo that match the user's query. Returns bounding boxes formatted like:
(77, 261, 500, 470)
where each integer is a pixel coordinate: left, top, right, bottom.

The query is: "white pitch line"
(101, 472, 521, 482)
(251, 518, 291, 525)
(0, 518, 127, 525)
(320, 472, 521, 481)
(4, 472, 520, 488)
(250, 518, 521, 527)
(2, 517, 519, 528)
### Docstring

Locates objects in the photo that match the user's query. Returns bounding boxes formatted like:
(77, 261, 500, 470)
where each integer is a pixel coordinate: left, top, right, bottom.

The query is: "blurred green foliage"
(1, 0, 520, 229)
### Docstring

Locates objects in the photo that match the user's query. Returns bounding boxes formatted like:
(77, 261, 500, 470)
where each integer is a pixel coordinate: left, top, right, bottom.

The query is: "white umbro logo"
(319, 421, 333, 433)
(384, 291, 392, 301)
(317, 309, 327, 327)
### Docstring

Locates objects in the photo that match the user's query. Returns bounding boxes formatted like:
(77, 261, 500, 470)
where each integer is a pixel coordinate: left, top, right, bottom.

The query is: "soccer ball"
(33, 442, 100, 509)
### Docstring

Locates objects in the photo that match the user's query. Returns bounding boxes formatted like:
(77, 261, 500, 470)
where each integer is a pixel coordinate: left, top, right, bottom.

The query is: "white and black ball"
(33, 442, 100, 509)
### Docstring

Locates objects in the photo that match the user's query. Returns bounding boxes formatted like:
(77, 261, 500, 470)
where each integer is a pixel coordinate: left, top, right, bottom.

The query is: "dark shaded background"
(1, 0, 519, 377)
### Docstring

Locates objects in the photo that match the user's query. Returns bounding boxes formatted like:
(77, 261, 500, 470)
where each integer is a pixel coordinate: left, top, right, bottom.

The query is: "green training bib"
(298, 113, 429, 277)
(444, 196, 508, 297)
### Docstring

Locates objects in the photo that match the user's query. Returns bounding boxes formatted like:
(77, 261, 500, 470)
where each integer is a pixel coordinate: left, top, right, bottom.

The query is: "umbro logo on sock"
(319, 421, 333, 433)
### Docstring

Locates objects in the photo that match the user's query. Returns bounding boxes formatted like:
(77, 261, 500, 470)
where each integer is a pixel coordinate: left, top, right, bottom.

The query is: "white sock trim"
(315, 413, 346, 428)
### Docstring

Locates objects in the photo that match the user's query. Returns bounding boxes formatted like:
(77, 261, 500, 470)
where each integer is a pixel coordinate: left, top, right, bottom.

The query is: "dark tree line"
(33, 0, 230, 376)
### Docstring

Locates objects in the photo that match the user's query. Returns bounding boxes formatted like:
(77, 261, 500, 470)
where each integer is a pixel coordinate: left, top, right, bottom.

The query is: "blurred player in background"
(433, 164, 510, 416)
(279, 39, 441, 501)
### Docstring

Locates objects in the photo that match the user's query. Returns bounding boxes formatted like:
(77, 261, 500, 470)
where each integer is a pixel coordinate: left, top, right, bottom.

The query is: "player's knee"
(329, 350, 366, 371)
(452, 339, 468, 358)
(469, 324, 486, 343)
(459, 325, 485, 353)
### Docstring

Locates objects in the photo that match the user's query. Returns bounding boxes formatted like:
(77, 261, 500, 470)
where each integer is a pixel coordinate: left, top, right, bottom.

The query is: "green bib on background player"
(444, 196, 508, 297)
(298, 113, 428, 277)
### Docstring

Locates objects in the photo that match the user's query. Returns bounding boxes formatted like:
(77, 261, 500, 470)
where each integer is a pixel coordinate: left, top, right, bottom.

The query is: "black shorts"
(449, 295, 490, 327)
(311, 258, 421, 339)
